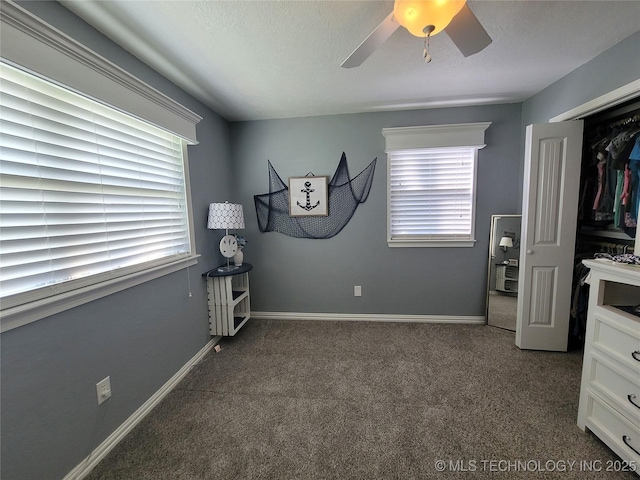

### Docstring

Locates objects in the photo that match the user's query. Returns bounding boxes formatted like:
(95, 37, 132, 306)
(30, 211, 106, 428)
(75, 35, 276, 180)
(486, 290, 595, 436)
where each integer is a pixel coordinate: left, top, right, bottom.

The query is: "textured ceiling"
(60, 0, 640, 121)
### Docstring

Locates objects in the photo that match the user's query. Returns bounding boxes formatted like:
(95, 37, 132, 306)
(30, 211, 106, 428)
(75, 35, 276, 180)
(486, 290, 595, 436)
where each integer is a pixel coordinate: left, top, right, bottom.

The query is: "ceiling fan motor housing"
(393, 0, 467, 37)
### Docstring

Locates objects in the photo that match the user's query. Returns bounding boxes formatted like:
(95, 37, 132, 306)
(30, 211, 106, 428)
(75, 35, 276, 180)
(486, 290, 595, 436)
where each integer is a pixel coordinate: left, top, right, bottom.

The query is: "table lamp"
(207, 202, 245, 272)
(499, 236, 513, 252)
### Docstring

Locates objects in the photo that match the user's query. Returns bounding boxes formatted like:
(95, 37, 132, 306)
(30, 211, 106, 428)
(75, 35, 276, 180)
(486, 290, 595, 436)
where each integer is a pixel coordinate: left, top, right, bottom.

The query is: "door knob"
(526, 250, 533, 255)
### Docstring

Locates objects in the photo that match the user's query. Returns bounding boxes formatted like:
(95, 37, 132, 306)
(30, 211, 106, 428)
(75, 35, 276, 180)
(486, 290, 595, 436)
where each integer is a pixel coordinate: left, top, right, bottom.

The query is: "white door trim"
(549, 79, 640, 122)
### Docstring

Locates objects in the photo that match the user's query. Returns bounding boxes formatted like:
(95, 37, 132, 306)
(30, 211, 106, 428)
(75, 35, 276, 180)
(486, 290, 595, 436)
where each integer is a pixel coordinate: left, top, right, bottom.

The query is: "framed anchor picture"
(289, 175, 329, 217)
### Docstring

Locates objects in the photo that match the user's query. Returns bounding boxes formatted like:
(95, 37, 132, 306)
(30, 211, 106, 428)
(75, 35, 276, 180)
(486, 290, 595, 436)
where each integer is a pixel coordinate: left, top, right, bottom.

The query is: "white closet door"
(516, 121, 584, 351)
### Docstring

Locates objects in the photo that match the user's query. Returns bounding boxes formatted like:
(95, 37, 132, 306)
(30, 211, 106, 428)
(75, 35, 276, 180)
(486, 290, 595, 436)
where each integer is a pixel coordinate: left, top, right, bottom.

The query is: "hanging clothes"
(579, 111, 640, 237)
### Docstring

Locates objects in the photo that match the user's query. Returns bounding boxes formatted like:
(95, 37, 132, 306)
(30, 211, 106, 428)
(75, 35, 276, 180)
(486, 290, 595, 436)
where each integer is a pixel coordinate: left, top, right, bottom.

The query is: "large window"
(382, 123, 490, 247)
(0, 1, 201, 332)
(0, 62, 194, 313)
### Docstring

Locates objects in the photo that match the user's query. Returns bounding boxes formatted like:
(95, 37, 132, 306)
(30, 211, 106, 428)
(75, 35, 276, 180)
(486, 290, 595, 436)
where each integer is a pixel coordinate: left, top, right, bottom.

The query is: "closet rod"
(609, 114, 640, 128)
(582, 238, 634, 254)
(585, 98, 640, 126)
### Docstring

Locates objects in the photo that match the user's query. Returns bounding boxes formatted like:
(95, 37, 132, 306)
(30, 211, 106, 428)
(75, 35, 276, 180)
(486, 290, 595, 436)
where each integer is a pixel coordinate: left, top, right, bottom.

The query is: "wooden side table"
(203, 263, 253, 336)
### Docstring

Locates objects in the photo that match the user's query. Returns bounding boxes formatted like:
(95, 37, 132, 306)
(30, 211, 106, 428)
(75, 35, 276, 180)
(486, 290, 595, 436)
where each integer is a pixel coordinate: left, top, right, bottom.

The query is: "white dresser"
(578, 259, 640, 471)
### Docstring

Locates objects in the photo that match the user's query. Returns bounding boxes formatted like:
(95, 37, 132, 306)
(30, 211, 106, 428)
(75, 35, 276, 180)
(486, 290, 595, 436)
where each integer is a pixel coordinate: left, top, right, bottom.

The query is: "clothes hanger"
(610, 114, 640, 128)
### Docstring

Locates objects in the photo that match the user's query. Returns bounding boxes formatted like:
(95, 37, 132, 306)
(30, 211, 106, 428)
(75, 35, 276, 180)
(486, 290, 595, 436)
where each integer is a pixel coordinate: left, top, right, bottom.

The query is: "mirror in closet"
(486, 215, 521, 331)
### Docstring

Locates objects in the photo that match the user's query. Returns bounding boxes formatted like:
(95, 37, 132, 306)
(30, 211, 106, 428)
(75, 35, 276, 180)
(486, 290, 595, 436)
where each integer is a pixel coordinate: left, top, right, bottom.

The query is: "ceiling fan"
(341, 0, 492, 68)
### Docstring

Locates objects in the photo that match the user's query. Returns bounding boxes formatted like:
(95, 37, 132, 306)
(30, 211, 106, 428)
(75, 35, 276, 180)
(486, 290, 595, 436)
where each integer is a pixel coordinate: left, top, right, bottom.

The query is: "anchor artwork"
(254, 152, 377, 239)
(297, 181, 320, 212)
(289, 176, 328, 217)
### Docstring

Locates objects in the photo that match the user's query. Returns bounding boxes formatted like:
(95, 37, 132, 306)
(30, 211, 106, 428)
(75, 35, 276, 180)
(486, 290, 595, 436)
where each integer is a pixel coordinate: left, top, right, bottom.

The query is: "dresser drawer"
(592, 312, 640, 374)
(588, 353, 640, 427)
(585, 393, 640, 466)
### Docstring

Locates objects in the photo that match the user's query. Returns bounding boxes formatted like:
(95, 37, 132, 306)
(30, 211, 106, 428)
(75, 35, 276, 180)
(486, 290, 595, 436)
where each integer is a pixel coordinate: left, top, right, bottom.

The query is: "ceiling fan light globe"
(393, 0, 467, 37)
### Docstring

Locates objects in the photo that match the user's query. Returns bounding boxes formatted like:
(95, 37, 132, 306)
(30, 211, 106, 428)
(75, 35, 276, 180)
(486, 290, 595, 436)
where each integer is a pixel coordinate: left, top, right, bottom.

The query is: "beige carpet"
(85, 319, 635, 479)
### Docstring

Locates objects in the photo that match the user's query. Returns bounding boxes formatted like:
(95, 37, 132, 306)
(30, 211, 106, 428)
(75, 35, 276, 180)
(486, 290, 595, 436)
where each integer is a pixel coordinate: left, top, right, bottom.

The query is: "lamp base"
(217, 265, 239, 272)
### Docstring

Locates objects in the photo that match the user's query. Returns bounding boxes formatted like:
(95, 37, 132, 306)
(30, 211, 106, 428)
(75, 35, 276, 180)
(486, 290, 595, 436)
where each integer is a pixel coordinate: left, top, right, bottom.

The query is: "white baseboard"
(251, 311, 485, 324)
(64, 336, 220, 480)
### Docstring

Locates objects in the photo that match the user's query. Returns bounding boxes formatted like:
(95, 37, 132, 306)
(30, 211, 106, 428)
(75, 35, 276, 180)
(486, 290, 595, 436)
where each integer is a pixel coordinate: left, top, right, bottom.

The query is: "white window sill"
(0, 254, 200, 333)
(388, 239, 476, 248)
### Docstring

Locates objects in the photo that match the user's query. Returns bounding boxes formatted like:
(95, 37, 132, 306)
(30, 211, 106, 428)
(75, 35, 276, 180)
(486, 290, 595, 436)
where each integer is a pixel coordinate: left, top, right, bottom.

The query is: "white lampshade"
(207, 202, 245, 230)
(499, 236, 513, 248)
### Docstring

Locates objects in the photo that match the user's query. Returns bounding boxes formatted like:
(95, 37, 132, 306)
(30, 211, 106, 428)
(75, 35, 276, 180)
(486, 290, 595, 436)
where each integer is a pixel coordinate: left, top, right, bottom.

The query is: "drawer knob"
(629, 394, 640, 410)
(633, 351, 640, 362)
(622, 435, 640, 456)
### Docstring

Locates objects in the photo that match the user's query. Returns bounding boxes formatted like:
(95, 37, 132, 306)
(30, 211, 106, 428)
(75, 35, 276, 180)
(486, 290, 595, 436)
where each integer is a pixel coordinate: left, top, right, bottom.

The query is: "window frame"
(0, 1, 201, 332)
(382, 123, 490, 248)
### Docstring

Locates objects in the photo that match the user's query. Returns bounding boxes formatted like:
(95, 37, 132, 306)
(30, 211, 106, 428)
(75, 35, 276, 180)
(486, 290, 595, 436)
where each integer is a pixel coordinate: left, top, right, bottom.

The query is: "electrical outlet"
(96, 376, 112, 405)
(354, 286, 362, 297)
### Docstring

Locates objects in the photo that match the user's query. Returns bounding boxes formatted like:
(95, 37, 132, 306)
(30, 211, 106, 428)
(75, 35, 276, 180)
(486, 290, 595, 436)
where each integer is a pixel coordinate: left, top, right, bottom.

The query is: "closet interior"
(570, 98, 640, 348)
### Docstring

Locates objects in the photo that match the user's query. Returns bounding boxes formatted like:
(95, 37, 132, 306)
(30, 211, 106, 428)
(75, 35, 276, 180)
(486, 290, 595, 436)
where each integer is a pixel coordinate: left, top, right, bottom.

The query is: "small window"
(0, 62, 194, 309)
(382, 123, 490, 247)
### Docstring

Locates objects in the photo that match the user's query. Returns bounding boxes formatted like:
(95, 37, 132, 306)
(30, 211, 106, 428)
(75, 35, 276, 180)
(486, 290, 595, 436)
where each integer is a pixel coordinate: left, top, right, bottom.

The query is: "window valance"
(0, 0, 201, 144)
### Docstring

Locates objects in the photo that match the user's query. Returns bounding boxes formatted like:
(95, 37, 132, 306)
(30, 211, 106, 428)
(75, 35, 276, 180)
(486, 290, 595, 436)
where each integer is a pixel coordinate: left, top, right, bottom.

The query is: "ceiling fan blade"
(444, 3, 492, 57)
(341, 12, 399, 68)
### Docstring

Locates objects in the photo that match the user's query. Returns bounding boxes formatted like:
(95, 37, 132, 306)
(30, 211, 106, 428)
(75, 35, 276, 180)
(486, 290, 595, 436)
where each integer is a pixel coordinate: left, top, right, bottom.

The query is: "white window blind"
(389, 147, 476, 241)
(382, 123, 490, 247)
(0, 62, 191, 306)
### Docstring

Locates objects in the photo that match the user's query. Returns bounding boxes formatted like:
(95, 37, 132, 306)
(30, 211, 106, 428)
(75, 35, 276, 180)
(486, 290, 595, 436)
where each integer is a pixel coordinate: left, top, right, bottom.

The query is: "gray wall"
(230, 104, 522, 316)
(522, 30, 640, 125)
(1, 2, 233, 479)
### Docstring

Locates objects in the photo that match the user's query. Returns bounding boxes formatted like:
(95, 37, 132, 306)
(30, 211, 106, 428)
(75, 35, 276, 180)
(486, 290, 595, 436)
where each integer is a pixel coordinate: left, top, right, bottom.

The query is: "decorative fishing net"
(254, 153, 377, 239)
